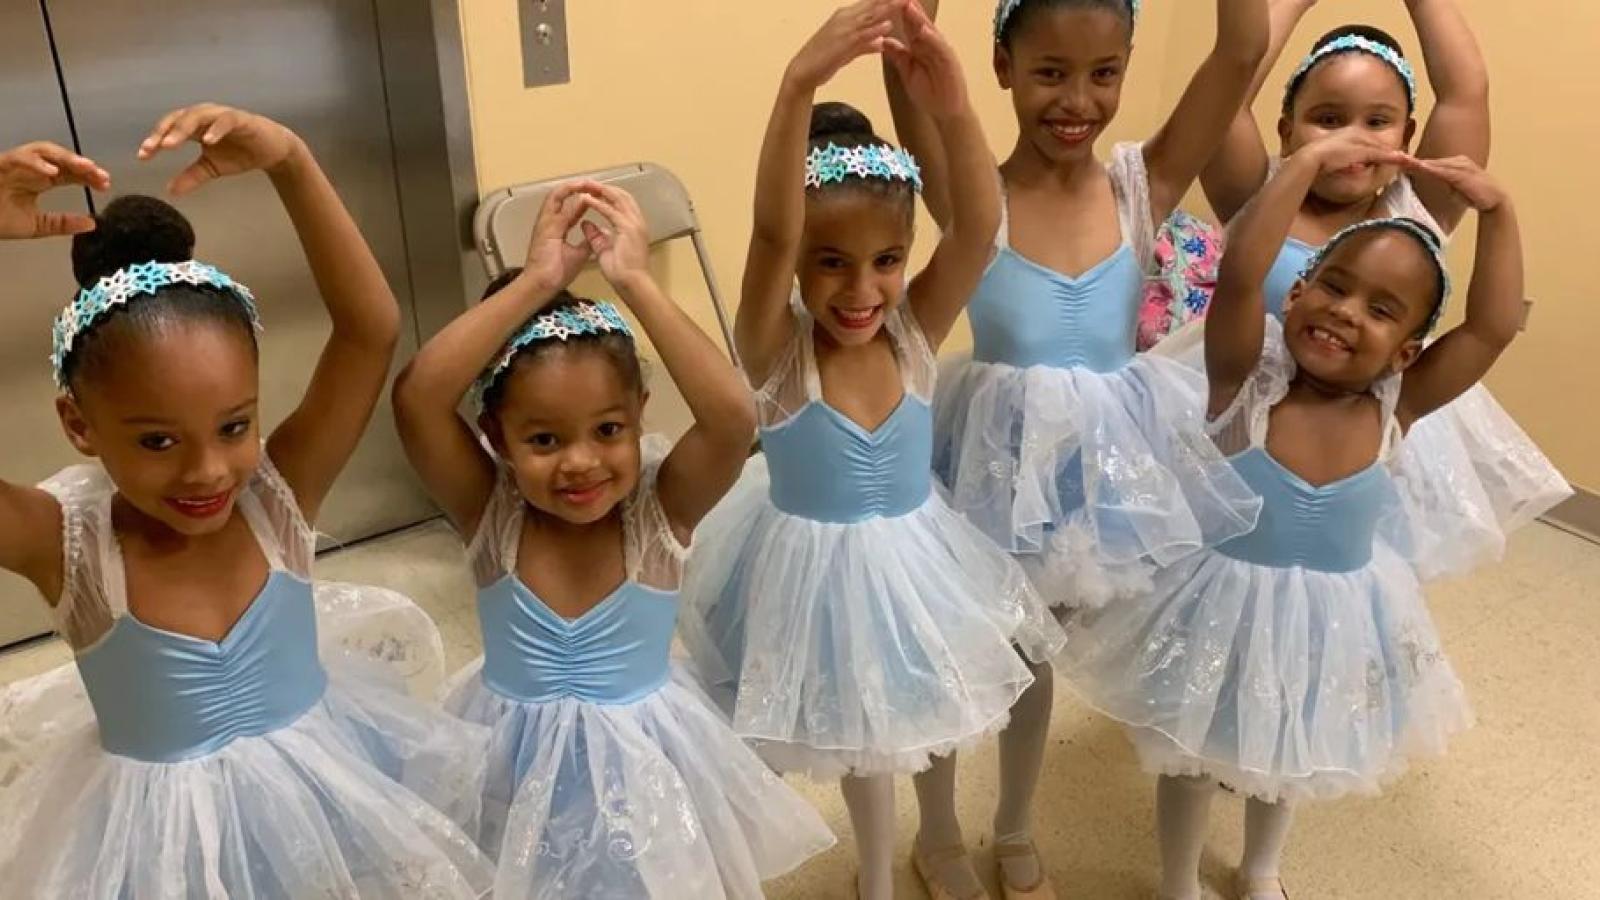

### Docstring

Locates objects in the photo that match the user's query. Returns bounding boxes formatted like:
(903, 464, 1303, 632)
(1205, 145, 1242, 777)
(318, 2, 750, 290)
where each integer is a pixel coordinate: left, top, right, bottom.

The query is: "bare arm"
(738, 0, 901, 385)
(1406, 0, 1490, 233)
(393, 184, 593, 534)
(1397, 158, 1520, 426)
(577, 185, 755, 535)
(1144, 0, 1269, 224)
(139, 105, 401, 525)
(1201, 0, 1319, 223)
(883, 0, 953, 229)
(887, 0, 1000, 347)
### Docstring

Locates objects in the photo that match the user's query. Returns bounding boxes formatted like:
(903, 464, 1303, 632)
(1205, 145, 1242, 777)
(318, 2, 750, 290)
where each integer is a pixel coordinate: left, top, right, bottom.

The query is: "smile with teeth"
(1308, 326, 1353, 353)
(833, 306, 882, 329)
(1046, 121, 1094, 142)
(165, 490, 233, 519)
(558, 481, 610, 506)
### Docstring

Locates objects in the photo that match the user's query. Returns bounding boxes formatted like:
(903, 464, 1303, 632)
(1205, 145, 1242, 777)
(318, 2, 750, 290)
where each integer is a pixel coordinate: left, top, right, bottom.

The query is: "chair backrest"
(474, 162, 699, 275)
(472, 162, 738, 364)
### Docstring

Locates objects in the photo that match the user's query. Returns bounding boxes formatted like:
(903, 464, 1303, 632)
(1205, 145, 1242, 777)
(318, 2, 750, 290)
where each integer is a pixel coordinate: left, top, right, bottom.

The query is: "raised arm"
(577, 184, 756, 536)
(1406, 0, 1490, 233)
(1144, 0, 1269, 224)
(1396, 158, 1519, 426)
(138, 104, 400, 524)
(886, 1, 999, 348)
(1207, 134, 1401, 408)
(0, 141, 109, 598)
(883, 0, 953, 230)
(1201, 0, 1320, 222)
(738, 0, 902, 385)
(393, 184, 593, 534)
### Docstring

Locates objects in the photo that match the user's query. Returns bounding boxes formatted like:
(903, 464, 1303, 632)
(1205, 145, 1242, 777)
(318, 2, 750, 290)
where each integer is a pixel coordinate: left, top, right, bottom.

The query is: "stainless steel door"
(0, 2, 87, 646)
(43, 0, 435, 538)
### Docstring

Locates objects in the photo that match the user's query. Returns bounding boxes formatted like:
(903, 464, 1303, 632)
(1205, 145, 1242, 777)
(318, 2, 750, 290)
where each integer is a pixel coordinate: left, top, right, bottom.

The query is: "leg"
(993, 653, 1055, 891)
(842, 773, 897, 900)
(1156, 774, 1215, 900)
(912, 751, 985, 898)
(1237, 797, 1293, 899)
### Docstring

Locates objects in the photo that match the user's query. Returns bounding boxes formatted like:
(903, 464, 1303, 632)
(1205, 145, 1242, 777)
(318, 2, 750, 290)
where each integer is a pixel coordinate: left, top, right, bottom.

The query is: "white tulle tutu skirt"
(1058, 544, 1473, 803)
(0, 583, 493, 898)
(442, 659, 834, 899)
(680, 457, 1062, 778)
(933, 354, 1261, 611)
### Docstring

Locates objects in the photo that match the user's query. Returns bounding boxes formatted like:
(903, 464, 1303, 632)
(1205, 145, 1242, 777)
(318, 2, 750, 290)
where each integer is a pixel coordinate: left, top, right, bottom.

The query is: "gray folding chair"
(472, 163, 738, 365)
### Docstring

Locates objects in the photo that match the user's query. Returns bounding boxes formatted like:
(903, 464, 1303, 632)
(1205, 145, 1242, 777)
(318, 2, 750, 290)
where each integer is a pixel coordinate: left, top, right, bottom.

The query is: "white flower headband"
(52, 259, 260, 390)
(1299, 217, 1451, 334)
(1285, 35, 1417, 113)
(476, 300, 635, 402)
(805, 143, 923, 193)
(994, 0, 1140, 42)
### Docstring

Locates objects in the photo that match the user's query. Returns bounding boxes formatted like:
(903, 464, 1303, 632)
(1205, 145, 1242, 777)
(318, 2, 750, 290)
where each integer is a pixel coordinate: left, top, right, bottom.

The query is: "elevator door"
(0, 2, 85, 645)
(0, 0, 443, 647)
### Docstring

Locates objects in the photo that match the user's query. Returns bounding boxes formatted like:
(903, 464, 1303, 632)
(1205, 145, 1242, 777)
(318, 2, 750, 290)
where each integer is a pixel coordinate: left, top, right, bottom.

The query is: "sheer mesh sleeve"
(464, 470, 525, 590)
(1112, 142, 1158, 272)
(239, 455, 317, 580)
(887, 303, 938, 402)
(1379, 174, 1448, 240)
(750, 297, 814, 429)
(36, 466, 119, 652)
(623, 434, 690, 592)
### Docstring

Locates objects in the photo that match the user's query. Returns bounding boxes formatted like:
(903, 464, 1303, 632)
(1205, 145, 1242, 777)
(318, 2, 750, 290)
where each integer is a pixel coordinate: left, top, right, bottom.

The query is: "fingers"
(167, 157, 222, 197)
(139, 103, 230, 159)
(580, 219, 614, 256)
(18, 143, 110, 191)
(33, 211, 99, 238)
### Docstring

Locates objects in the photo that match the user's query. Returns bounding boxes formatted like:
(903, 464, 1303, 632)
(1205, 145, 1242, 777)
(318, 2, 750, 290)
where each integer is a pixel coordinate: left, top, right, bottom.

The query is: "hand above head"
(882, 0, 968, 120)
(138, 103, 307, 196)
(0, 142, 109, 240)
(1399, 155, 1507, 213)
(787, 0, 906, 91)
(521, 180, 596, 294)
(574, 182, 654, 291)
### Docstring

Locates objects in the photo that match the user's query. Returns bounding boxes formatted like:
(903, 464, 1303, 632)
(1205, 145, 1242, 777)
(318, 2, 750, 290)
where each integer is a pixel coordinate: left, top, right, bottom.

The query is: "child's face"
(995, 6, 1131, 167)
(797, 191, 912, 347)
(485, 349, 644, 526)
(57, 322, 261, 537)
(1282, 230, 1435, 388)
(1280, 55, 1416, 205)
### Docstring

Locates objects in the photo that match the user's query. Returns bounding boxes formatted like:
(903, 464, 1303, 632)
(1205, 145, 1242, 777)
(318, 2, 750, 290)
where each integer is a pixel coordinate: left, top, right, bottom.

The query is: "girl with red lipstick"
(393, 179, 833, 897)
(885, 1, 1269, 895)
(1193, 0, 1569, 580)
(679, 3, 1064, 898)
(1060, 133, 1521, 899)
(0, 111, 493, 896)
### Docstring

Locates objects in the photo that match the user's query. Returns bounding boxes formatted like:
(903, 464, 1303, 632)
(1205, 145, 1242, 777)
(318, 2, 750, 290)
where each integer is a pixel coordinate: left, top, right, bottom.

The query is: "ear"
(1388, 335, 1425, 374)
(1276, 116, 1294, 155)
(55, 394, 98, 458)
(1402, 116, 1419, 150)
(1284, 278, 1307, 313)
(993, 44, 1013, 90)
(476, 410, 508, 457)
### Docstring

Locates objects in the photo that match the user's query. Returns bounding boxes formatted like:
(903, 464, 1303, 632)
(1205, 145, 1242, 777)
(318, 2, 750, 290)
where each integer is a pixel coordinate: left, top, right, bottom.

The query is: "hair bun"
(809, 102, 878, 143)
(71, 194, 196, 288)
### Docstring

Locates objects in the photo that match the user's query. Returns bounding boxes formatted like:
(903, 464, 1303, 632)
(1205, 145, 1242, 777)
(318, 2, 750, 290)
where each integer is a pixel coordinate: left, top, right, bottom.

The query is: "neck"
(1001, 138, 1101, 189)
(1287, 370, 1374, 405)
(1301, 191, 1384, 230)
(527, 501, 621, 542)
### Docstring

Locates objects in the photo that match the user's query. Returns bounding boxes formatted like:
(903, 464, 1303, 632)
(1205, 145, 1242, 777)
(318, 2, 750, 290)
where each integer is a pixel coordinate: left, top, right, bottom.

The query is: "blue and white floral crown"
(994, 0, 1139, 41)
(805, 143, 923, 193)
(1286, 35, 1417, 113)
(1299, 217, 1451, 334)
(476, 300, 635, 400)
(52, 259, 260, 390)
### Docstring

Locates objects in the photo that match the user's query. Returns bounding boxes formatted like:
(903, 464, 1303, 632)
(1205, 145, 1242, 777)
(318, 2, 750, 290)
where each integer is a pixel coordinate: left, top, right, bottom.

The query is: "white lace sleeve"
(887, 303, 938, 402)
(35, 466, 118, 651)
(750, 296, 815, 428)
(239, 455, 317, 580)
(624, 434, 690, 592)
(464, 469, 525, 589)
(1111, 142, 1158, 272)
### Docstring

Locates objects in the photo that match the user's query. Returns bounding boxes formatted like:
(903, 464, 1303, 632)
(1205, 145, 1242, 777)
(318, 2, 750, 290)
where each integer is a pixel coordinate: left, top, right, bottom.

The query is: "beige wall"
(457, 0, 1595, 490)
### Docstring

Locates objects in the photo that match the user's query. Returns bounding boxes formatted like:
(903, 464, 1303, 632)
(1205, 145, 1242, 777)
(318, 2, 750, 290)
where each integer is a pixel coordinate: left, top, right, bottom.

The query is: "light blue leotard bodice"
(1215, 449, 1394, 573)
(1262, 238, 1317, 320)
(762, 396, 933, 525)
(77, 572, 328, 763)
(477, 577, 676, 706)
(968, 245, 1142, 373)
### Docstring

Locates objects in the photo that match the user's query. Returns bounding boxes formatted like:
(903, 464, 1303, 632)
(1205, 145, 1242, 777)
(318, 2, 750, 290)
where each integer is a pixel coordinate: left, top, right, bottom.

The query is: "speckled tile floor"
(3, 519, 1594, 898)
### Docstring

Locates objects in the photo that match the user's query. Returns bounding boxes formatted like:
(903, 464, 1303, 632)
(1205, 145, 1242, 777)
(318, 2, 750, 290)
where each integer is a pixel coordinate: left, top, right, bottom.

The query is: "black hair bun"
(809, 102, 879, 143)
(1313, 24, 1405, 56)
(71, 194, 196, 288)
